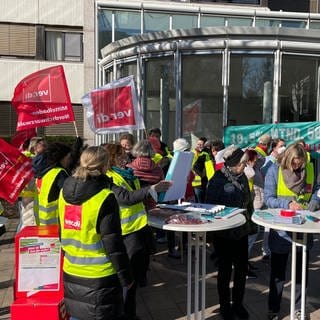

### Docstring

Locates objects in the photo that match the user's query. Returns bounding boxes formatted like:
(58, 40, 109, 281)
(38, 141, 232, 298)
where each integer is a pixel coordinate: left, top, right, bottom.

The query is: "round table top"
(252, 209, 320, 234)
(148, 208, 246, 233)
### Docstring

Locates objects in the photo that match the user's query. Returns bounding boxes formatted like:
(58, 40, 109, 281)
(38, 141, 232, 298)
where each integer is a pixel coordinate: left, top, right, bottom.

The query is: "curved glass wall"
(97, 1, 320, 145)
(228, 53, 274, 125)
(181, 54, 223, 139)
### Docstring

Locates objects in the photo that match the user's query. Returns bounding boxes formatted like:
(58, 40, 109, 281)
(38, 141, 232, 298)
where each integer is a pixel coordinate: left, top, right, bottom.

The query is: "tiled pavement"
(2, 210, 320, 320)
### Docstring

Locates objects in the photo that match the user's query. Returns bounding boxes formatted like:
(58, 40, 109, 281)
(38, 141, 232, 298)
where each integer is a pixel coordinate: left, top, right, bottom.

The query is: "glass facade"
(97, 1, 320, 145)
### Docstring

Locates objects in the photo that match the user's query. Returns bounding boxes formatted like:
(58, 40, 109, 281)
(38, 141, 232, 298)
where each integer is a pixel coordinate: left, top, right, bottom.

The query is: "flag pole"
(73, 121, 79, 137)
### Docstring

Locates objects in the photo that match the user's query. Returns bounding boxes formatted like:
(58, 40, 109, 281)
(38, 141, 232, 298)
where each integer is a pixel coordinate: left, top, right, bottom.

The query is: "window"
(228, 54, 274, 125)
(45, 31, 83, 62)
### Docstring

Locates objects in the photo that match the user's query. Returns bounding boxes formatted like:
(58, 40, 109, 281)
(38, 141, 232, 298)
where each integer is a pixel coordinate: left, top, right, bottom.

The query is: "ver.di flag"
(0, 138, 34, 204)
(11, 65, 75, 131)
(82, 75, 145, 134)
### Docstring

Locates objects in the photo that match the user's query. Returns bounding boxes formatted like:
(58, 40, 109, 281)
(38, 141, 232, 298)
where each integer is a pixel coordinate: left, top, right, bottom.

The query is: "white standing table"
(148, 208, 246, 320)
(252, 209, 320, 320)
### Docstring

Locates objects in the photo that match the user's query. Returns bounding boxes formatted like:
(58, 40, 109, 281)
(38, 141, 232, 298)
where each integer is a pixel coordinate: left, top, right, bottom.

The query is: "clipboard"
(158, 151, 194, 202)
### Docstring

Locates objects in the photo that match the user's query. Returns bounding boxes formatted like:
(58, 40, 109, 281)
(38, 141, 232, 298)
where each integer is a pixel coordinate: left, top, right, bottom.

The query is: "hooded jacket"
(60, 174, 132, 320)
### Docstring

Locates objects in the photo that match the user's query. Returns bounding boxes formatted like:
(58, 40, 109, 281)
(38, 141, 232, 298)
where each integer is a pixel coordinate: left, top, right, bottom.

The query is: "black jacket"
(205, 168, 256, 240)
(61, 174, 133, 320)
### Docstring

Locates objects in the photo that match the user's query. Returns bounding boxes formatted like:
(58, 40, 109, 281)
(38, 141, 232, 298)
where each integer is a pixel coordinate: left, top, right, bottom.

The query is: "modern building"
(2, 0, 320, 147)
(0, 0, 84, 140)
(93, 0, 320, 146)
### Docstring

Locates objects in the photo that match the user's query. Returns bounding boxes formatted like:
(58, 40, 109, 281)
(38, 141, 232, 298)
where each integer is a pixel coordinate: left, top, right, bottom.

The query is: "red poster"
(11, 65, 75, 131)
(91, 86, 136, 129)
(0, 138, 34, 204)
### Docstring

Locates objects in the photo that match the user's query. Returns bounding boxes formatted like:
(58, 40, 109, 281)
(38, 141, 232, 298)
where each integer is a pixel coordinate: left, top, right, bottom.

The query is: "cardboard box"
(11, 296, 69, 320)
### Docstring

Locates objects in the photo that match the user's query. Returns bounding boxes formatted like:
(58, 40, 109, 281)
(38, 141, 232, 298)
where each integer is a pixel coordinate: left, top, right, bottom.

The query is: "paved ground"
(1, 203, 320, 320)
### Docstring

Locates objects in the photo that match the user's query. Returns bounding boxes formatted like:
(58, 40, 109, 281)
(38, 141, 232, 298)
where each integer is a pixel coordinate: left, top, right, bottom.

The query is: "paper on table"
(158, 151, 194, 202)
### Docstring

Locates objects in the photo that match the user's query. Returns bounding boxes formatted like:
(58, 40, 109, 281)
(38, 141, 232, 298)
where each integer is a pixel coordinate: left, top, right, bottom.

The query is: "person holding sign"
(105, 143, 171, 320)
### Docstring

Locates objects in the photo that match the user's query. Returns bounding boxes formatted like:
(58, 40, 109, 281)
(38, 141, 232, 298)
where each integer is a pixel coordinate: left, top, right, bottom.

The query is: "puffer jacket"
(205, 167, 256, 240)
(60, 174, 133, 320)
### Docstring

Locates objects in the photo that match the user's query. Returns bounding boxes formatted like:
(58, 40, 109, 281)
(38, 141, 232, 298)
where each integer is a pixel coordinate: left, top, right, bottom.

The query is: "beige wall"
(0, 60, 83, 103)
(0, 0, 83, 26)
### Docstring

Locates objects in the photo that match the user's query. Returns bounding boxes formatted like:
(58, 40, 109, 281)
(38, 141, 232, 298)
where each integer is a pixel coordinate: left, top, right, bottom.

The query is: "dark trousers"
(124, 249, 149, 319)
(268, 250, 309, 313)
(214, 235, 248, 309)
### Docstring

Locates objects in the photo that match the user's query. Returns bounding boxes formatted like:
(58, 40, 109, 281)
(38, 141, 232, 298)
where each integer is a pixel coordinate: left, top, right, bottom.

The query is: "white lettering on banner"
(270, 128, 301, 140)
(17, 114, 70, 128)
(96, 110, 132, 123)
(307, 126, 320, 140)
(25, 90, 49, 101)
(31, 106, 68, 116)
(0, 159, 8, 174)
(64, 218, 80, 229)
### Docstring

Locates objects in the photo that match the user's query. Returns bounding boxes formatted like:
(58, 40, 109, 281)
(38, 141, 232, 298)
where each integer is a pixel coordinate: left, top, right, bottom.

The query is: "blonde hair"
(279, 142, 307, 171)
(73, 146, 108, 179)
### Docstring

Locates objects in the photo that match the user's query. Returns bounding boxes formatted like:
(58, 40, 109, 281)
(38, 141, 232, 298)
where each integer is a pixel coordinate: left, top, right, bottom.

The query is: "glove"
(307, 200, 320, 212)
(73, 136, 83, 152)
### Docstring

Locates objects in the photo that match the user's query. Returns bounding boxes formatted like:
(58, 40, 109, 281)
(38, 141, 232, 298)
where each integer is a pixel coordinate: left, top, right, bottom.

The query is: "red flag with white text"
(82, 75, 145, 134)
(0, 138, 34, 204)
(11, 65, 75, 131)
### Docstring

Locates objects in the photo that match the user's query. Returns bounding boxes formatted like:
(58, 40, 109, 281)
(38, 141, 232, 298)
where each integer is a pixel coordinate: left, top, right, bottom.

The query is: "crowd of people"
(11, 129, 320, 320)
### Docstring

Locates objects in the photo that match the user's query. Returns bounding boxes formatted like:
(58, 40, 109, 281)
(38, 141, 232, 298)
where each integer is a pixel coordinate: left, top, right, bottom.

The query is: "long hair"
(279, 142, 307, 171)
(104, 143, 128, 170)
(73, 146, 108, 180)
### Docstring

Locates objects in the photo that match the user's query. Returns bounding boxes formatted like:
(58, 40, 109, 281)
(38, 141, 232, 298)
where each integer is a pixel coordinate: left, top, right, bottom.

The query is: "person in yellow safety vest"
(148, 127, 173, 175)
(192, 137, 214, 203)
(264, 142, 320, 320)
(58, 146, 133, 320)
(36, 142, 72, 225)
(104, 143, 172, 320)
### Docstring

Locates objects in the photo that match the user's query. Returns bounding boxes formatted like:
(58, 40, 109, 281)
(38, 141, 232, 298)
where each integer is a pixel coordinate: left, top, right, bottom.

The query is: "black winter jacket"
(61, 174, 133, 320)
(205, 168, 256, 240)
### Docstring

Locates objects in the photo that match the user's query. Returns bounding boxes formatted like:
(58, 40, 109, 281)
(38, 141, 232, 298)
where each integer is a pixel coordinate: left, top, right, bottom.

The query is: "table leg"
(301, 233, 307, 320)
(201, 232, 206, 320)
(290, 233, 297, 320)
(187, 232, 192, 320)
(195, 234, 200, 320)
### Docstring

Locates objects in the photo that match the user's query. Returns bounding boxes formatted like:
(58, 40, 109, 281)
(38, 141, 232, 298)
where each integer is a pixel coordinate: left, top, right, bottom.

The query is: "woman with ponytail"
(58, 146, 133, 320)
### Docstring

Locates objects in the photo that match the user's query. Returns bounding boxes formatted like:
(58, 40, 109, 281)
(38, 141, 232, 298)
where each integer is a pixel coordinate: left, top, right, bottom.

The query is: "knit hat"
(258, 134, 271, 146)
(223, 147, 244, 167)
(173, 138, 190, 152)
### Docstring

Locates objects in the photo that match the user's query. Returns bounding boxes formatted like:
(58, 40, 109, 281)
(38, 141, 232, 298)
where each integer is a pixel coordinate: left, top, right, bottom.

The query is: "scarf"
(221, 166, 244, 191)
(281, 167, 306, 195)
(112, 166, 136, 181)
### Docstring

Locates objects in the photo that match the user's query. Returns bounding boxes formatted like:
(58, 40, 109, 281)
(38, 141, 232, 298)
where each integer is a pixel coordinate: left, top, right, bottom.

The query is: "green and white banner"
(224, 122, 320, 150)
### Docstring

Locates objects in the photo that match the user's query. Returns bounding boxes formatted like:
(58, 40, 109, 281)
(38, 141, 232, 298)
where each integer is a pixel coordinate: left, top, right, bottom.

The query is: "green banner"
(223, 122, 320, 150)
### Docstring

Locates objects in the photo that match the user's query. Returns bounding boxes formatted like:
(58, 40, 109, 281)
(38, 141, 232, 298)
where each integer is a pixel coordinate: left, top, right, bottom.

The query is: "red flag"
(82, 76, 145, 134)
(0, 138, 34, 204)
(11, 65, 75, 131)
(11, 128, 37, 151)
